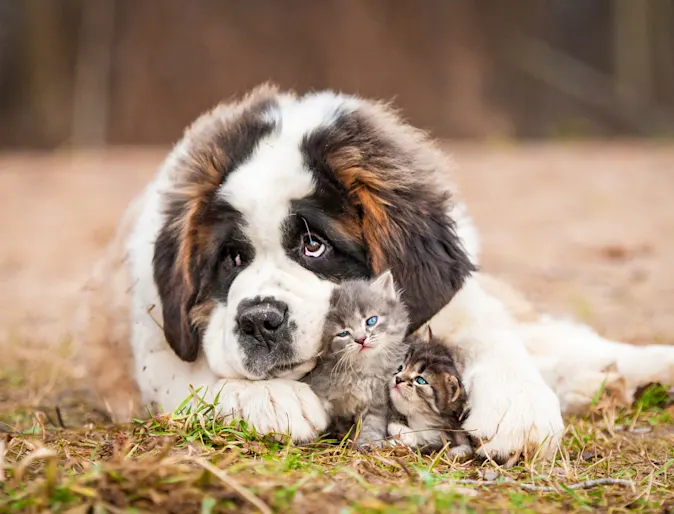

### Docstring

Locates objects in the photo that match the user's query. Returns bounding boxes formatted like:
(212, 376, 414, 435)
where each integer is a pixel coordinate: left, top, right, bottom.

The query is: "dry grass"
(1, 350, 673, 514)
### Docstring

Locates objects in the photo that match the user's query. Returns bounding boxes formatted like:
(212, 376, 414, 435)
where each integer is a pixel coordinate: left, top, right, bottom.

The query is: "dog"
(74, 84, 674, 465)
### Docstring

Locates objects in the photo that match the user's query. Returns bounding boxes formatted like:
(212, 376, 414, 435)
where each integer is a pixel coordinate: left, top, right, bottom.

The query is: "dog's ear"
(152, 226, 201, 362)
(334, 163, 474, 333)
(319, 108, 476, 335)
(360, 196, 475, 334)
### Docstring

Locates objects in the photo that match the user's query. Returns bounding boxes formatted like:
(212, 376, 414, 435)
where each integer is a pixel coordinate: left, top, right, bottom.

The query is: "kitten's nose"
(395, 376, 403, 384)
(355, 336, 367, 345)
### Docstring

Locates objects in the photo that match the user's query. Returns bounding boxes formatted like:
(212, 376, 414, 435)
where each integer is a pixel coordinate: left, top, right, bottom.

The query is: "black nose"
(236, 298, 289, 348)
(395, 376, 403, 384)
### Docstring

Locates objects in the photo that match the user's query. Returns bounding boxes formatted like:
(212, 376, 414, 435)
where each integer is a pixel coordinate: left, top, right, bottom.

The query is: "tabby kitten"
(302, 270, 410, 448)
(388, 329, 472, 457)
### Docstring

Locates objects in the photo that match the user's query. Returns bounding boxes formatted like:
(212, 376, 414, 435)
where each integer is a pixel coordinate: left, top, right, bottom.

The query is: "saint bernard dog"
(75, 84, 674, 465)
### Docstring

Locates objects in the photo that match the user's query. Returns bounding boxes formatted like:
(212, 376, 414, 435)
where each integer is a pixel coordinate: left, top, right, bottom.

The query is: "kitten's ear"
(372, 269, 397, 299)
(411, 324, 432, 343)
(423, 324, 433, 344)
(445, 374, 463, 404)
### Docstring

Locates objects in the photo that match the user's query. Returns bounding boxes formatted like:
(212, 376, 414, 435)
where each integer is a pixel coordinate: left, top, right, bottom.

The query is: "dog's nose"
(236, 299, 288, 347)
(395, 376, 403, 384)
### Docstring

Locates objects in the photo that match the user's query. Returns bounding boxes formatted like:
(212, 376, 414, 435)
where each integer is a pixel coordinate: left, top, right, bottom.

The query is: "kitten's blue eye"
(366, 316, 378, 327)
(337, 331, 350, 338)
(415, 376, 428, 385)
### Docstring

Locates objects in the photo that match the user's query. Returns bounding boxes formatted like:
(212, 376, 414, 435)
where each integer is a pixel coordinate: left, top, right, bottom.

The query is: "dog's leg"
(520, 317, 674, 414)
(476, 273, 674, 414)
(430, 275, 564, 465)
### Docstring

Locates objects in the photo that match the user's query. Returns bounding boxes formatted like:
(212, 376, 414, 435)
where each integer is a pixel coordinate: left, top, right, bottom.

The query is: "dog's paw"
(213, 378, 329, 443)
(462, 358, 564, 466)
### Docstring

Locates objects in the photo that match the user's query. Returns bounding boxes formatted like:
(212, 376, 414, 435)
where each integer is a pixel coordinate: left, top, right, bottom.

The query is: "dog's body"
(75, 85, 674, 464)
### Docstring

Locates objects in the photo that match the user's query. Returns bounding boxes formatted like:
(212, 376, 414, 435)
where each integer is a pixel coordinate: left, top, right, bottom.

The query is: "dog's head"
(152, 84, 475, 380)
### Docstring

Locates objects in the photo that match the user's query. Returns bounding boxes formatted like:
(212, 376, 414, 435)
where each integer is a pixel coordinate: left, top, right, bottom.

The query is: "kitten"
(388, 328, 473, 458)
(302, 270, 409, 449)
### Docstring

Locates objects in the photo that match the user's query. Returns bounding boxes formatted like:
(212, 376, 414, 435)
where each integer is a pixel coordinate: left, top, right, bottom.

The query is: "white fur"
(450, 201, 481, 265)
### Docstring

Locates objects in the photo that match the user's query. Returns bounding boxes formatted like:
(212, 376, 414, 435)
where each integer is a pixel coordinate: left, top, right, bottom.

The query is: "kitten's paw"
(387, 422, 418, 448)
(356, 439, 387, 453)
(355, 431, 388, 451)
(212, 378, 329, 443)
(448, 443, 473, 460)
(462, 358, 564, 466)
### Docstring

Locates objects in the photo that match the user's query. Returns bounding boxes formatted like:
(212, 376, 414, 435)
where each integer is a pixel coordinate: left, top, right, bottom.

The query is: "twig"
(371, 455, 414, 480)
(146, 304, 165, 331)
(193, 458, 272, 514)
(455, 477, 636, 493)
(55, 407, 67, 429)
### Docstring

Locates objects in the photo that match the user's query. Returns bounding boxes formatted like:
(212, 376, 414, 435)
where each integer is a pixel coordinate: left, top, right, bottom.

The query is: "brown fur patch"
(327, 154, 395, 273)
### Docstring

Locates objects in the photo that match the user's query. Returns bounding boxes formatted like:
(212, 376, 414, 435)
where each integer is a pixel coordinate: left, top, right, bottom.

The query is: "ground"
(1, 143, 673, 513)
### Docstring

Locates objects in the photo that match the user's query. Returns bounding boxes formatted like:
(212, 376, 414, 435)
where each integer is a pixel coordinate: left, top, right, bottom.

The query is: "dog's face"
(152, 85, 475, 380)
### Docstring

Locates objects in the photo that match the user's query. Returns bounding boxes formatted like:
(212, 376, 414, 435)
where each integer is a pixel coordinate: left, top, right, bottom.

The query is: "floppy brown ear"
(152, 226, 201, 362)
(361, 196, 475, 334)
(321, 108, 476, 334)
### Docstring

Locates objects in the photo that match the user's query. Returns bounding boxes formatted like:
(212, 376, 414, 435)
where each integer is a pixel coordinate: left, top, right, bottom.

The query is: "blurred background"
(1, 0, 674, 149)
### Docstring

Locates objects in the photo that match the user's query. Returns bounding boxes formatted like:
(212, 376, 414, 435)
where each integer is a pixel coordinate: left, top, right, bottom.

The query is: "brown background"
(1, 0, 674, 149)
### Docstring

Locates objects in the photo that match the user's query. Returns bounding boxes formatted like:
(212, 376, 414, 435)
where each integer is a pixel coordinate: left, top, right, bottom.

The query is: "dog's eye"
(302, 234, 326, 258)
(222, 249, 245, 270)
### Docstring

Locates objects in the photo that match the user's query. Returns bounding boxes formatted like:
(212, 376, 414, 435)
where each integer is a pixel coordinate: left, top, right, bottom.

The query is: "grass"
(1, 358, 674, 514)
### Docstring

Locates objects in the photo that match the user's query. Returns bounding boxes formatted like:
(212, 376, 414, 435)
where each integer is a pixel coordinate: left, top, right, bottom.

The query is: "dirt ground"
(1, 142, 673, 354)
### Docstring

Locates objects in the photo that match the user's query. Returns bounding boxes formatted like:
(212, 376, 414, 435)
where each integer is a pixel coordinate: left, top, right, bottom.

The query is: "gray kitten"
(388, 328, 472, 458)
(302, 270, 409, 448)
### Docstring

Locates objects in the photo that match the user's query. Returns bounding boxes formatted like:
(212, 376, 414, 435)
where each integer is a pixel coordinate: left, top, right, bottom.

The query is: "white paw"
(462, 357, 564, 466)
(387, 422, 418, 447)
(211, 378, 329, 443)
(448, 443, 473, 460)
